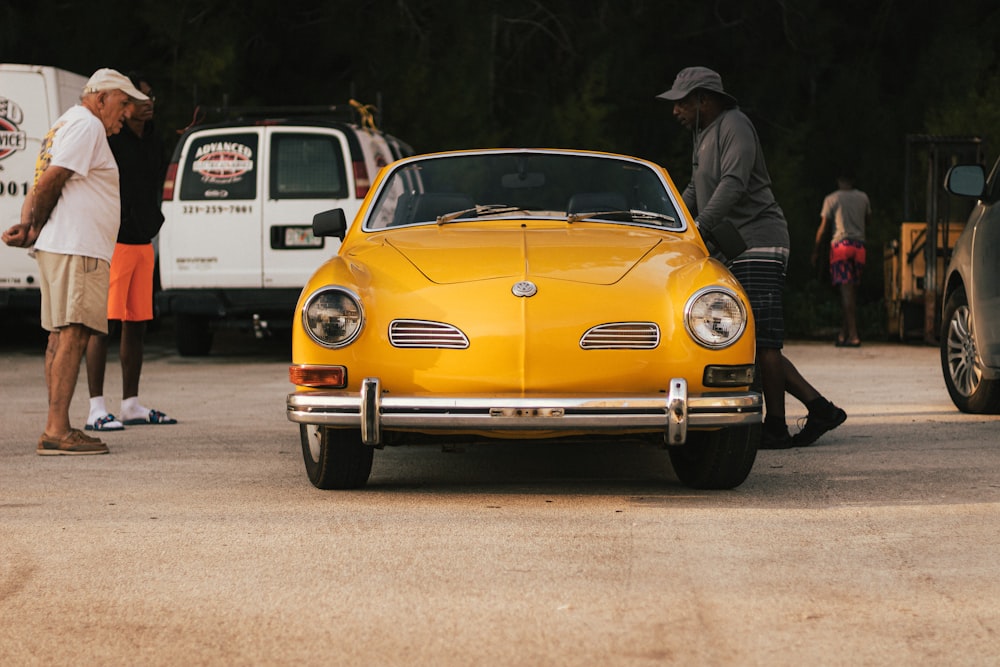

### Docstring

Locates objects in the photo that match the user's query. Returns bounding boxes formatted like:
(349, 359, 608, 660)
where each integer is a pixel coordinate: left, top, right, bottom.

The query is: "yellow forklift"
(884, 135, 984, 343)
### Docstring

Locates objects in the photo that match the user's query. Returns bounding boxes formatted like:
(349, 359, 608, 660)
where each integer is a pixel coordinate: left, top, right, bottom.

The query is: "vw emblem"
(511, 280, 538, 297)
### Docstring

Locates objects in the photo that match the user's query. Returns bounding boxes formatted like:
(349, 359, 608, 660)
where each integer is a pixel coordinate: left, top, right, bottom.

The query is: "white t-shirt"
(33, 105, 120, 262)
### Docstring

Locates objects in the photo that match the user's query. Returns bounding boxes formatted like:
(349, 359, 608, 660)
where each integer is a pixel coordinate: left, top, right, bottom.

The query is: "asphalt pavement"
(2, 318, 999, 666)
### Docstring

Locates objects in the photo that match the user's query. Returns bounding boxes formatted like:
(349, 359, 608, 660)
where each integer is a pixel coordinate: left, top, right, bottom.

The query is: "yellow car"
(286, 149, 761, 490)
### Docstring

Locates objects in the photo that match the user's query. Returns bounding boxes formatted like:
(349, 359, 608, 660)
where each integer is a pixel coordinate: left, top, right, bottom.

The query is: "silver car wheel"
(945, 304, 981, 398)
(305, 425, 323, 463)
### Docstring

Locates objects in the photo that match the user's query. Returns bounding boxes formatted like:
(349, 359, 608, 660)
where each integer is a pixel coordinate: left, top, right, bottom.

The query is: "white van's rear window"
(180, 133, 258, 200)
(270, 133, 347, 199)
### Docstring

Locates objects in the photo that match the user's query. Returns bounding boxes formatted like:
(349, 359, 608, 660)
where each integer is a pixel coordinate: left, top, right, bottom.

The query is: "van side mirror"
(313, 209, 348, 239)
(945, 165, 986, 198)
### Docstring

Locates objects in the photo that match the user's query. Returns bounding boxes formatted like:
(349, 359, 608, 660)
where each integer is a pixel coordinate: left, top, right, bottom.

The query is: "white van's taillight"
(162, 162, 178, 201)
(353, 160, 370, 199)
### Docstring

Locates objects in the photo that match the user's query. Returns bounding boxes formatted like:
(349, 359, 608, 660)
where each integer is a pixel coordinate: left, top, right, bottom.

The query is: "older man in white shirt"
(2, 68, 148, 455)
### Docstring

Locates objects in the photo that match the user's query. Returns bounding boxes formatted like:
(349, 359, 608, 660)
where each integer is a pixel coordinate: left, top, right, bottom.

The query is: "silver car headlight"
(302, 286, 364, 348)
(684, 287, 747, 349)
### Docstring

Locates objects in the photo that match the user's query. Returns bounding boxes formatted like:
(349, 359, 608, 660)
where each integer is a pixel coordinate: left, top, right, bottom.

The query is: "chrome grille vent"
(580, 322, 660, 349)
(389, 319, 470, 349)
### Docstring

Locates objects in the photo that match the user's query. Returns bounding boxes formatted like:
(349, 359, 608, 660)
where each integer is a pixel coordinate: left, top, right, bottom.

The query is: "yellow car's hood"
(382, 225, 667, 285)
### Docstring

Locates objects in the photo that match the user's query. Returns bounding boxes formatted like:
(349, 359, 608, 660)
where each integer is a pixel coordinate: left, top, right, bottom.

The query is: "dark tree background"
(4, 0, 999, 337)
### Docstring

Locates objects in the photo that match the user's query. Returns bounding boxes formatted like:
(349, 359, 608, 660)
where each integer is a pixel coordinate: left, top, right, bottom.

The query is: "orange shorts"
(107, 242, 155, 322)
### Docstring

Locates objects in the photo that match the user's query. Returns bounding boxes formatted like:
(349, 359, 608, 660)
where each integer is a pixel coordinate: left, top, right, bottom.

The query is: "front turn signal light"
(289, 365, 347, 388)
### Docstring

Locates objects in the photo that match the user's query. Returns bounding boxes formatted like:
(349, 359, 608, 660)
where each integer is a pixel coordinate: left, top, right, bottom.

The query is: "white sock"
(121, 397, 149, 420)
(89, 396, 109, 421)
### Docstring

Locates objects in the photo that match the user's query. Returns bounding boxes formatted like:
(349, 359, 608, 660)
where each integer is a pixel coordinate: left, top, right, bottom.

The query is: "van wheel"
(175, 314, 214, 356)
(668, 424, 758, 489)
(940, 288, 1000, 413)
(300, 425, 373, 489)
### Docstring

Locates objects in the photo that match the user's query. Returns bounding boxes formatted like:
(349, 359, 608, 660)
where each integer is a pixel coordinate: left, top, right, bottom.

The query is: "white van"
(0, 64, 88, 312)
(157, 113, 412, 355)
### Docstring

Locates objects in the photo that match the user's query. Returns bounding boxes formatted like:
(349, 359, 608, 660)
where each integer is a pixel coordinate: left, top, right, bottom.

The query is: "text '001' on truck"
(156, 106, 412, 355)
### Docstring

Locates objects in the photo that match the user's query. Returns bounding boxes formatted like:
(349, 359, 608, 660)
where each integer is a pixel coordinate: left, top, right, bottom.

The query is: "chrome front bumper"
(287, 378, 762, 446)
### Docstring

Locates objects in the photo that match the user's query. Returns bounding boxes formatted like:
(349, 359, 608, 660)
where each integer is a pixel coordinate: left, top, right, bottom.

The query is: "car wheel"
(668, 424, 758, 490)
(940, 288, 1000, 413)
(299, 425, 374, 489)
(175, 314, 214, 356)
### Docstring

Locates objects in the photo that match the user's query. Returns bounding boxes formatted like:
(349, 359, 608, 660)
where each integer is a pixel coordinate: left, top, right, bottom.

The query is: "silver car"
(942, 161, 1000, 412)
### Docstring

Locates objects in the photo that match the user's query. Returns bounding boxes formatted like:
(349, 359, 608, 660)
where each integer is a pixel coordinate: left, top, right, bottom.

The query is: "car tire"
(299, 425, 374, 490)
(176, 314, 214, 356)
(668, 424, 758, 490)
(940, 288, 1000, 413)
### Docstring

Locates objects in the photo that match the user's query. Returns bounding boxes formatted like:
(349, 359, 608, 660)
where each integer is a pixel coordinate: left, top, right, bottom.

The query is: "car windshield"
(364, 150, 683, 230)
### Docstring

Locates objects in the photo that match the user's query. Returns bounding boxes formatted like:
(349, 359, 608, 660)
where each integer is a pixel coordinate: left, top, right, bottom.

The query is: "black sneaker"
(792, 401, 847, 446)
(758, 424, 793, 449)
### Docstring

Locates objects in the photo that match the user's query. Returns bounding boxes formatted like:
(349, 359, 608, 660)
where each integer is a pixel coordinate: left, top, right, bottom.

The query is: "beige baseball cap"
(83, 68, 149, 101)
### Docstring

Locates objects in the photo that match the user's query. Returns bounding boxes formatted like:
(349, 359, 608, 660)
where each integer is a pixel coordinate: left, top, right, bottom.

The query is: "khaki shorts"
(36, 250, 110, 334)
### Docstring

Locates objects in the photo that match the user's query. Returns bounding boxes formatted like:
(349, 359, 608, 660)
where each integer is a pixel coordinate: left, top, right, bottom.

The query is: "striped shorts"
(727, 247, 789, 350)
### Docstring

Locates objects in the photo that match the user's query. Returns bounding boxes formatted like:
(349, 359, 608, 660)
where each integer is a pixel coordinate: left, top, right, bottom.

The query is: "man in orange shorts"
(86, 72, 176, 431)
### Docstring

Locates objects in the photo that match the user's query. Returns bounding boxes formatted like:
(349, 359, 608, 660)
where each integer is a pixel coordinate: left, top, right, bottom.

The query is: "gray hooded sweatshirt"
(681, 107, 790, 252)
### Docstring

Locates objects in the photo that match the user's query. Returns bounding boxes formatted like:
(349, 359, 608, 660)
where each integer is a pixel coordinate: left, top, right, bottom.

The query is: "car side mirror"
(944, 164, 986, 198)
(313, 209, 348, 240)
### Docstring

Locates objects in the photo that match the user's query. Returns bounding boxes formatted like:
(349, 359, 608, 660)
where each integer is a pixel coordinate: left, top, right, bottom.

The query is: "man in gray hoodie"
(658, 66, 845, 448)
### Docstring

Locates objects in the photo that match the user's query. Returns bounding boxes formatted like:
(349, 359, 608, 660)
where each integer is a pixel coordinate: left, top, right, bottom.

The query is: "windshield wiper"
(437, 204, 526, 225)
(566, 209, 677, 225)
(629, 210, 678, 225)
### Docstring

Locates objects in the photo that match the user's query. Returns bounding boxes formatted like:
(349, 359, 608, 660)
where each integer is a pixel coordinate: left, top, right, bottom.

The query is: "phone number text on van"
(182, 205, 254, 215)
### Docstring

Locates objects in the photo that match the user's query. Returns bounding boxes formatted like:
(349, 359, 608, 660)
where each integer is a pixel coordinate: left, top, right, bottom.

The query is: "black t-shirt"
(108, 122, 166, 245)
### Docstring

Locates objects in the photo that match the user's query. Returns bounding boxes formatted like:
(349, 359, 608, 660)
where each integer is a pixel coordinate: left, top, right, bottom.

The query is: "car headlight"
(302, 287, 364, 348)
(684, 287, 747, 349)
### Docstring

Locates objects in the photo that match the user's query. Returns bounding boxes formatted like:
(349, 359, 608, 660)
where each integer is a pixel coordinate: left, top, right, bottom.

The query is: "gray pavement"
(2, 322, 999, 666)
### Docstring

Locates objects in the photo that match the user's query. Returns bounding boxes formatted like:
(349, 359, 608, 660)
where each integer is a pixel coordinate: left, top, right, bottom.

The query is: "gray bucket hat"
(656, 66, 737, 105)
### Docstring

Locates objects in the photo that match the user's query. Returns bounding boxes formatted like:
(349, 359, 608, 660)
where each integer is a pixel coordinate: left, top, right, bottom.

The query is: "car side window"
(180, 132, 258, 201)
(270, 133, 347, 199)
